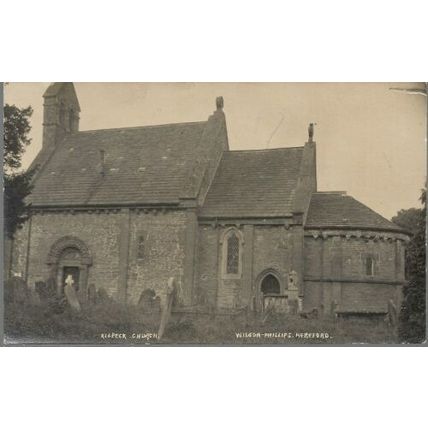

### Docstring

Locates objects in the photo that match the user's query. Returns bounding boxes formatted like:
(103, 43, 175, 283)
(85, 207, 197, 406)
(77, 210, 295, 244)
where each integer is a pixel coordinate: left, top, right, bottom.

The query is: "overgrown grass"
(4, 301, 398, 345)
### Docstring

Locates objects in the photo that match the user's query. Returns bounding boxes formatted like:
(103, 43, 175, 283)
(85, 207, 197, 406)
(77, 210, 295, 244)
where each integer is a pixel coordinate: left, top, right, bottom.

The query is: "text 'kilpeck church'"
(9, 83, 410, 315)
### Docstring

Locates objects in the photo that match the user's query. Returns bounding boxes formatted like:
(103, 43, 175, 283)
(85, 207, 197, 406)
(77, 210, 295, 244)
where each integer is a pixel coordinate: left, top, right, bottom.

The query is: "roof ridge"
(227, 146, 304, 153)
(76, 120, 207, 135)
(314, 191, 347, 195)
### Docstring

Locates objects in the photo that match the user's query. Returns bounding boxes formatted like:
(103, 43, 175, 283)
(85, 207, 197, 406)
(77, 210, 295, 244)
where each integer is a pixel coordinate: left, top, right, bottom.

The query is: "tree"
(3, 104, 35, 238)
(393, 189, 426, 343)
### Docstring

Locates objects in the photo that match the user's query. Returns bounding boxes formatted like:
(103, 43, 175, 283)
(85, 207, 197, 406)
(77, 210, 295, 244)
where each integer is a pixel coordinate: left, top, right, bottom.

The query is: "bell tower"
(42, 83, 81, 148)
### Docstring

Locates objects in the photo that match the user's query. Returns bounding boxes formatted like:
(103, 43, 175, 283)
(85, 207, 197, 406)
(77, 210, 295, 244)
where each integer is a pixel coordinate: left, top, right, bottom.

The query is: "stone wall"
(11, 209, 190, 304)
(127, 210, 188, 305)
(195, 225, 219, 307)
(196, 224, 299, 309)
(303, 230, 407, 313)
(12, 211, 123, 298)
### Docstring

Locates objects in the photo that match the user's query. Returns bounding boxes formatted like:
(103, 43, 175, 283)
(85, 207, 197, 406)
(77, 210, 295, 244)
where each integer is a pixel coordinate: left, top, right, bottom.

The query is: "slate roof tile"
(29, 121, 207, 206)
(199, 147, 304, 218)
(305, 192, 407, 233)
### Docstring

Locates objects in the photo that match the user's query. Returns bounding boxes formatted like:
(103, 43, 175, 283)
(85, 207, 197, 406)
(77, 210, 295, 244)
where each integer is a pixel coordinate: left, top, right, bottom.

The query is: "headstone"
(138, 288, 156, 310)
(34, 281, 47, 304)
(35, 281, 48, 301)
(388, 299, 398, 327)
(88, 283, 97, 305)
(46, 277, 57, 299)
(97, 287, 110, 304)
(158, 278, 176, 339)
(65, 274, 75, 289)
(64, 283, 81, 312)
(13, 276, 29, 304)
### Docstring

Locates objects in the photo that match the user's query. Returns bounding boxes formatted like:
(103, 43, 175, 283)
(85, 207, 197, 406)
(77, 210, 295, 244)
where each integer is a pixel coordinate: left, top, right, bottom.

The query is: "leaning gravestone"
(88, 283, 97, 305)
(64, 283, 81, 312)
(388, 299, 398, 327)
(157, 278, 176, 340)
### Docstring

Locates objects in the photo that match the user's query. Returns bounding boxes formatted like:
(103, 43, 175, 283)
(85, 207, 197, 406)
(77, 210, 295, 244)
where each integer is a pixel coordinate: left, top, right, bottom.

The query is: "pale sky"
(4, 82, 427, 220)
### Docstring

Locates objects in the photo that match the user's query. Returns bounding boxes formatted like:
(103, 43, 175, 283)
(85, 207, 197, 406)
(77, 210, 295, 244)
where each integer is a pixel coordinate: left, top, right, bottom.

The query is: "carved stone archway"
(46, 236, 92, 301)
(255, 268, 285, 311)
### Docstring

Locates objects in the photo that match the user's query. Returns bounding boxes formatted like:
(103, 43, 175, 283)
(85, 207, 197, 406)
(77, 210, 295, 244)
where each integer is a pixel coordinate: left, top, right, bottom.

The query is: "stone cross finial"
(216, 96, 224, 110)
(65, 274, 74, 288)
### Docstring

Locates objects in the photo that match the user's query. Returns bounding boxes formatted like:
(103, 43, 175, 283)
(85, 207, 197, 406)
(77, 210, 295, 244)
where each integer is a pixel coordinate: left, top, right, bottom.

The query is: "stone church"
(9, 83, 410, 315)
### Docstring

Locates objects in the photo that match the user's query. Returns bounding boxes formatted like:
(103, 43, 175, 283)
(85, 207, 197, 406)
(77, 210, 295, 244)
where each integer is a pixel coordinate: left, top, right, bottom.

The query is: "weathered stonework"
(8, 83, 410, 317)
(303, 229, 407, 313)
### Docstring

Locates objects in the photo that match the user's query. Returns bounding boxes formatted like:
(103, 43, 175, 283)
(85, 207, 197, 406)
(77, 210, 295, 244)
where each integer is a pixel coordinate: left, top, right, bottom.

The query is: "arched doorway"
(261, 274, 281, 295)
(58, 248, 83, 294)
(46, 236, 92, 301)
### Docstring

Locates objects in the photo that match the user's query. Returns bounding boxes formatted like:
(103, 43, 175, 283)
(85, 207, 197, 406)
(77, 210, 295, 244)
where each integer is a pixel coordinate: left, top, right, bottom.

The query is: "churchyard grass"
(4, 299, 398, 345)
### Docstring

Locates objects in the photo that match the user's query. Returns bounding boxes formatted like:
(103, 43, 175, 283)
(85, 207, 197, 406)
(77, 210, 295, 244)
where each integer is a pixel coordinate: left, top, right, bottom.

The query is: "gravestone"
(388, 299, 398, 327)
(33, 281, 48, 305)
(97, 287, 110, 304)
(158, 278, 176, 339)
(153, 296, 161, 313)
(46, 277, 57, 299)
(138, 289, 161, 313)
(88, 283, 97, 305)
(64, 283, 81, 312)
(36, 280, 49, 301)
(13, 277, 29, 305)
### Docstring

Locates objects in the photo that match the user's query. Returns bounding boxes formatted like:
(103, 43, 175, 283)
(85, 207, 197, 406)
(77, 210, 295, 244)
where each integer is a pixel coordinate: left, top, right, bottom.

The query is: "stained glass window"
(226, 233, 240, 274)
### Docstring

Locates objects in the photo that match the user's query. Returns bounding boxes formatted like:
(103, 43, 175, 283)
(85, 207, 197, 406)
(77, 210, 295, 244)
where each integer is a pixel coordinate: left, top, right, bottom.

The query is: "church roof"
(199, 147, 304, 218)
(29, 121, 207, 206)
(305, 192, 408, 234)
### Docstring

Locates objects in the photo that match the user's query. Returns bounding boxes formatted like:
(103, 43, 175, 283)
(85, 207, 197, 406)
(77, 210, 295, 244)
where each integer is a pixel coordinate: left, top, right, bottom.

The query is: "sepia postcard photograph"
(1, 82, 426, 346)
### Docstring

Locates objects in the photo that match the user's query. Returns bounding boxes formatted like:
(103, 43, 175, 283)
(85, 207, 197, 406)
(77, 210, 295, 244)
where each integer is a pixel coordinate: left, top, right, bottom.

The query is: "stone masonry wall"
(303, 231, 406, 313)
(197, 224, 298, 309)
(127, 210, 187, 305)
(12, 211, 122, 298)
(11, 209, 189, 304)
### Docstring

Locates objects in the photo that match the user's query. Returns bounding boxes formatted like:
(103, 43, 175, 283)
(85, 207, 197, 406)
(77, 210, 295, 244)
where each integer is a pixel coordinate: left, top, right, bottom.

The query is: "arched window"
(222, 228, 242, 278)
(226, 233, 239, 274)
(365, 256, 375, 276)
(137, 235, 145, 260)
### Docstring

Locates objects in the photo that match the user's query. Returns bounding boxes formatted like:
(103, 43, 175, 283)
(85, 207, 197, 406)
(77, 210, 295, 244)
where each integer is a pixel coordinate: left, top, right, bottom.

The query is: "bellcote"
(42, 83, 81, 148)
